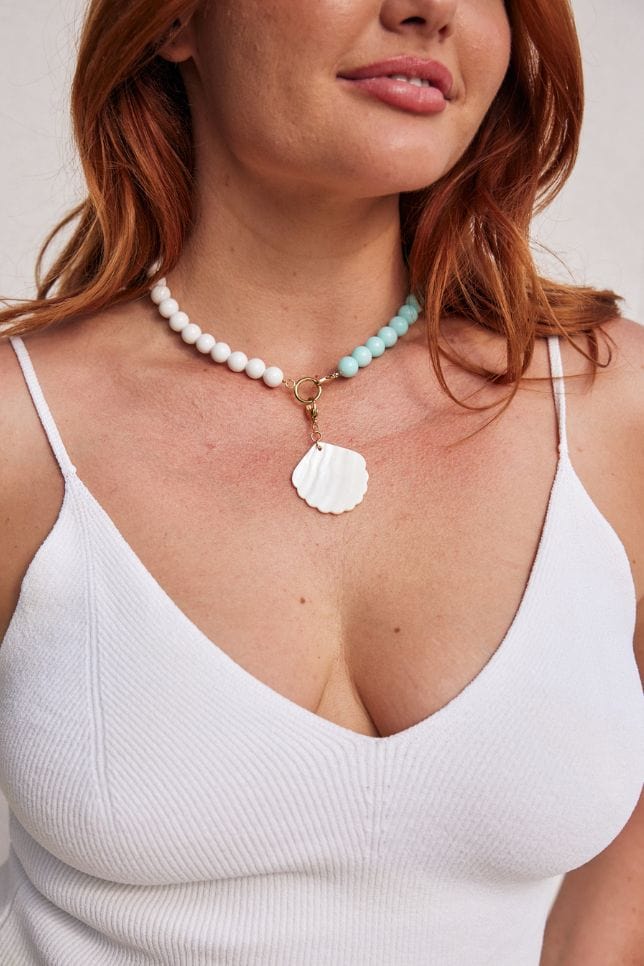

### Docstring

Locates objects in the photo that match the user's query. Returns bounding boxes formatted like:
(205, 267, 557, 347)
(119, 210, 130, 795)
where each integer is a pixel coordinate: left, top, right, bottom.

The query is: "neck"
(165, 175, 415, 378)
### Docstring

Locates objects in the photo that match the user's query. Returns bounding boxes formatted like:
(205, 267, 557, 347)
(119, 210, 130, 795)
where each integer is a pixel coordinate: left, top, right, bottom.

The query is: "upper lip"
(338, 56, 454, 100)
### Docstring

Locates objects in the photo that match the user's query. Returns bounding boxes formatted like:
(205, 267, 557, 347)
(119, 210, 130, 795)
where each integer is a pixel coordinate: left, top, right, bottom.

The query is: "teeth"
(389, 74, 431, 87)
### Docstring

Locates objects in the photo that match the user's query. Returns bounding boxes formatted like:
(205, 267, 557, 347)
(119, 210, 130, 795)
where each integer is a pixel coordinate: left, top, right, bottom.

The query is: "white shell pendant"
(291, 442, 369, 514)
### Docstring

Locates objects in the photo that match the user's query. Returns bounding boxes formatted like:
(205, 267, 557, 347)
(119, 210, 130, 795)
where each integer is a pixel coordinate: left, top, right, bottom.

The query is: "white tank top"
(1, 333, 642, 966)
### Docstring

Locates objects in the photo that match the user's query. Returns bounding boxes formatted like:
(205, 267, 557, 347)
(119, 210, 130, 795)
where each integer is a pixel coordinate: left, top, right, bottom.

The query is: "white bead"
(245, 357, 266, 379)
(150, 284, 170, 304)
(227, 350, 248, 372)
(158, 298, 179, 318)
(146, 261, 161, 278)
(195, 333, 216, 354)
(169, 311, 190, 331)
(181, 323, 202, 344)
(262, 365, 284, 388)
(211, 341, 231, 363)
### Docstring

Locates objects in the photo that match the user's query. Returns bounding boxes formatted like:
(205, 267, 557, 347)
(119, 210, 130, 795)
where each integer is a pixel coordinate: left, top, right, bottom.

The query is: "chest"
(70, 363, 562, 740)
(2, 339, 642, 891)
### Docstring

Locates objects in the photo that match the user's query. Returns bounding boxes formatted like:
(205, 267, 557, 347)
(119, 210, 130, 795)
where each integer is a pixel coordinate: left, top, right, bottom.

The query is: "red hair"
(0, 0, 620, 413)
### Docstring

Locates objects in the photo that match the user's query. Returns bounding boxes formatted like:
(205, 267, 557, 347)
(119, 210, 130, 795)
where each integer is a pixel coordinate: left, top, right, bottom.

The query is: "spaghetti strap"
(9, 335, 77, 480)
(546, 335, 569, 458)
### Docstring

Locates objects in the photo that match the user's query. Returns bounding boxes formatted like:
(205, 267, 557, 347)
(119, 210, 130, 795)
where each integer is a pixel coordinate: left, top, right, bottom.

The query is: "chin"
(329, 161, 452, 198)
(327, 133, 457, 193)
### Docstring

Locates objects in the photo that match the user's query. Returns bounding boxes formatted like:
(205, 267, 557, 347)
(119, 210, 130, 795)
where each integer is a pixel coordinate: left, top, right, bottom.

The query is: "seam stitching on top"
(73, 487, 119, 836)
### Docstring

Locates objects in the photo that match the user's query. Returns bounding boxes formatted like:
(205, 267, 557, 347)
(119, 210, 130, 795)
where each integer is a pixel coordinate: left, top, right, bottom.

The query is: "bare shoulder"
(561, 316, 643, 470)
(560, 317, 644, 606)
(564, 314, 644, 408)
(0, 325, 76, 644)
(0, 334, 49, 479)
(466, 315, 644, 608)
(597, 313, 644, 370)
(583, 316, 644, 676)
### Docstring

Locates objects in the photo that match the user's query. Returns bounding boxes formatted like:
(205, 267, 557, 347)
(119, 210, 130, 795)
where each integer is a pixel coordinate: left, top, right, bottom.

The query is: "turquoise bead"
(352, 345, 373, 367)
(389, 315, 409, 336)
(338, 355, 359, 377)
(406, 294, 421, 311)
(398, 304, 418, 324)
(365, 335, 386, 357)
(377, 325, 398, 348)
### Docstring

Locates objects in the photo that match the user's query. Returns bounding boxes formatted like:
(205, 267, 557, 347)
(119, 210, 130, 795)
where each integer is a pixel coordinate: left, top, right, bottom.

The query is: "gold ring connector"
(293, 376, 323, 405)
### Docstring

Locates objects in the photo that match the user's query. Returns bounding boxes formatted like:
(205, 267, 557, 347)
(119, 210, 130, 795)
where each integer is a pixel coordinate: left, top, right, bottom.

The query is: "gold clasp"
(293, 376, 322, 405)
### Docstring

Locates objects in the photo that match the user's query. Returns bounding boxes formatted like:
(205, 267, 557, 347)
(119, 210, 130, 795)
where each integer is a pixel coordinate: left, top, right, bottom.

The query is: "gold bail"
(292, 376, 324, 449)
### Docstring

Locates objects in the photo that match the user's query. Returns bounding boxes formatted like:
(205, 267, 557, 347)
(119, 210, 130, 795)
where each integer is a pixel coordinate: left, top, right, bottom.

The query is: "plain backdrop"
(1, 0, 642, 875)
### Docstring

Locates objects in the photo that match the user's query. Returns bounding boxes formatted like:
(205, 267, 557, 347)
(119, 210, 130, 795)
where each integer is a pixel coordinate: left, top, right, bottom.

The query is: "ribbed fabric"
(0, 334, 642, 966)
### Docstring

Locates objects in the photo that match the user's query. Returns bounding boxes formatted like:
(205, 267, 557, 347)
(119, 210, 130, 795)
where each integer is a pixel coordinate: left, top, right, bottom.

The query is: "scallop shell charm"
(291, 442, 368, 514)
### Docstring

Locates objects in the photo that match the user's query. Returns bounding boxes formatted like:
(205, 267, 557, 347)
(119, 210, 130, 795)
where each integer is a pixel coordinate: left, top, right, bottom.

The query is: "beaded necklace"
(148, 273, 421, 514)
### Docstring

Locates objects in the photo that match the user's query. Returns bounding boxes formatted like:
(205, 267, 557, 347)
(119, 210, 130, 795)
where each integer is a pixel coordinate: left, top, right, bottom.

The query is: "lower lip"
(338, 76, 447, 115)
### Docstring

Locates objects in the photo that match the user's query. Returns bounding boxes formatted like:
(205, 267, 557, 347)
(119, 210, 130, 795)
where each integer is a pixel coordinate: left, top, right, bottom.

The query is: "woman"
(0, 0, 642, 963)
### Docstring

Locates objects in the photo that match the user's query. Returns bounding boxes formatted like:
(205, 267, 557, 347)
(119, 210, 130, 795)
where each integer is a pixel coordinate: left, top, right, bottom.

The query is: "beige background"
(1, 0, 643, 876)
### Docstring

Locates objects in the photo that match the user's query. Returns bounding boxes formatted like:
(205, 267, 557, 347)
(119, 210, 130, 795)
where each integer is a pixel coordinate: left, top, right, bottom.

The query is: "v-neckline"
(5, 334, 636, 750)
(61, 455, 571, 749)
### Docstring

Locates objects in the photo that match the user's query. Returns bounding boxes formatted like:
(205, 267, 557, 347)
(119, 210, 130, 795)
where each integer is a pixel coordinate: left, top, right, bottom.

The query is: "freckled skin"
(176, 0, 512, 200)
(155, 0, 513, 374)
(143, 4, 517, 743)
